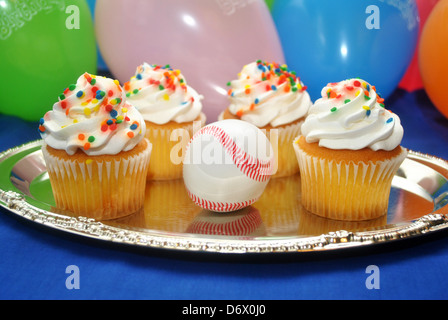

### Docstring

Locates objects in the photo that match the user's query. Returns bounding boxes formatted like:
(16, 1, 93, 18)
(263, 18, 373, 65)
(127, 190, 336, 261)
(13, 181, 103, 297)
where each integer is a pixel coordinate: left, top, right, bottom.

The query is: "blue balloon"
(272, 0, 419, 102)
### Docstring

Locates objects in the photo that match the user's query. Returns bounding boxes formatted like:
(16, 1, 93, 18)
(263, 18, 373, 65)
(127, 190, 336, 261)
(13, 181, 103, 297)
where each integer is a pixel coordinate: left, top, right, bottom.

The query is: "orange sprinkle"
(236, 109, 244, 117)
(329, 90, 337, 99)
(227, 89, 233, 96)
(124, 82, 131, 91)
(250, 103, 255, 110)
(78, 134, 85, 140)
(127, 131, 134, 138)
(284, 85, 291, 93)
(245, 88, 251, 94)
(84, 142, 90, 150)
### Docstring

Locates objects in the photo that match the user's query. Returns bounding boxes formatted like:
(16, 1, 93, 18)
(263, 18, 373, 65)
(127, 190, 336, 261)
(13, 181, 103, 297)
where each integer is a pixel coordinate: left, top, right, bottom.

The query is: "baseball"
(183, 119, 274, 212)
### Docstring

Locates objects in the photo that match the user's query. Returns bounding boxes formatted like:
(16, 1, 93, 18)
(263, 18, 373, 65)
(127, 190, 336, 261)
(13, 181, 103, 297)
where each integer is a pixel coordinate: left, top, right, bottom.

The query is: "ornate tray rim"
(1, 140, 448, 255)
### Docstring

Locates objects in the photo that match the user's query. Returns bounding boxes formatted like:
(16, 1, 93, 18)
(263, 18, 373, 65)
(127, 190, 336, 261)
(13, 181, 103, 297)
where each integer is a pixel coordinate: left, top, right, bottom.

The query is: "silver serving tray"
(1, 140, 448, 255)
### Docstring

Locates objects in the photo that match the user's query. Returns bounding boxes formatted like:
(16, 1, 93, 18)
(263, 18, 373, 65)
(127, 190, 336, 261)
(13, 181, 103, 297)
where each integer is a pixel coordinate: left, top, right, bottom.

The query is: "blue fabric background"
(1, 89, 448, 300)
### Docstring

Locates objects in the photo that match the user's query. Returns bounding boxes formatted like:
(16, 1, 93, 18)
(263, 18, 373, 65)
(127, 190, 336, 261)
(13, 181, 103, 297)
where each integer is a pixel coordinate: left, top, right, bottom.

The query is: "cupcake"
(220, 60, 312, 178)
(293, 78, 407, 221)
(39, 73, 152, 220)
(124, 63, 206, 180)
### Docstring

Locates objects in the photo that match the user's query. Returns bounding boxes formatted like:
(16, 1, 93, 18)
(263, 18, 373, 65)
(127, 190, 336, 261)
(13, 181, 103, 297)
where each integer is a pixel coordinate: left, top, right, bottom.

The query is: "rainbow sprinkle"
(39, 73, 141, 151)
(227, 60, 307, 116)
(124, 64, 188, 103)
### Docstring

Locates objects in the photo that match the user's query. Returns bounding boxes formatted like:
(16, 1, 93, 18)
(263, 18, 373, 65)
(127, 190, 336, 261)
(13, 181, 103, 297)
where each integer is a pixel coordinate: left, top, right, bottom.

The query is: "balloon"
(95, 0, 284, 123)
(399, 0, 439, 92)
(0, 0, 97, 122)
(265, 0, 275, 11)
(86, 0, 108, 71)
(272, 0, 419, 102)
(419, 0, 448, 119)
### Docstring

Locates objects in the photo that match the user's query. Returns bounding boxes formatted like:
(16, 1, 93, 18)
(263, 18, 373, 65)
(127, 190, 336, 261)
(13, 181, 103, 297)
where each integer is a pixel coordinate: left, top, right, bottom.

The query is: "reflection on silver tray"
(0, 140, 448, 254)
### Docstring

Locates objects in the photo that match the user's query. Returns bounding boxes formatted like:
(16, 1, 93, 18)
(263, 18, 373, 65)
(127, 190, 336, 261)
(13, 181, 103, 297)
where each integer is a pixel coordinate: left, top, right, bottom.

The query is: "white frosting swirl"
(227, 61, 312, 127)
(39, 73, 146, 156)
(124, 63, 203, 125)
(301, 79, 404, 151)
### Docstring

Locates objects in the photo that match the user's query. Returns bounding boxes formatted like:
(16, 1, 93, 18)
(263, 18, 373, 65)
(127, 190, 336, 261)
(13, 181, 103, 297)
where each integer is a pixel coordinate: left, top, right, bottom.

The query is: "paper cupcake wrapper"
(263, 120, 303, 178)
(42, 140, 152, 220)
(294, 141, 407, 221)
(297, 207, 388, 236)
(146, 113, 206, 180)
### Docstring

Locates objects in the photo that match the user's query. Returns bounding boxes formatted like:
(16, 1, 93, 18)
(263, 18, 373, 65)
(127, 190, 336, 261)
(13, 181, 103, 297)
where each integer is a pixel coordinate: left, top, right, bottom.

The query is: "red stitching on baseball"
(187, 209, 262, 235)
(188, 125, 273, 182)
(186, 189, 258, 212)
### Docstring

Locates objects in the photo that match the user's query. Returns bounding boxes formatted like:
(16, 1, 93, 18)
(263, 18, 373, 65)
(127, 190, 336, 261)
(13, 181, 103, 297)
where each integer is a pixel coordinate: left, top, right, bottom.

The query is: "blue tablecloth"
(1, 88, 448, 301)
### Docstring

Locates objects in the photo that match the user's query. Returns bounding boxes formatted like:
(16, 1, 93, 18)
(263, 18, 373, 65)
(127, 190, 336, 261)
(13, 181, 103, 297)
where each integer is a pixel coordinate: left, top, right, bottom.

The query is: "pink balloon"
(95, 0, 284, 122)
(399, 0, 439, 92)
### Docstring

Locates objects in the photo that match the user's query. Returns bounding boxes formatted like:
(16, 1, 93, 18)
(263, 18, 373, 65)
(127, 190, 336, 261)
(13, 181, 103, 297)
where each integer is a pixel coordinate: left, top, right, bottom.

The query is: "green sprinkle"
(226, 81, 231, 86)
(331, 107, 337, 112)
(159, 84, 164, 90)
(364, 95, 371, 100)
(292, 87, 298, 92)
(116, 119, 123, 124)
(344, 99, 351, 104)
(380, 103, 385, 108)
(133, 89, 139, 94)
(90, 78, 96, 85)
(126, 93, 131, 97)
(68, 84, 76, 91)
(88, 136, 95, 143)
(59, 94, 65, 100)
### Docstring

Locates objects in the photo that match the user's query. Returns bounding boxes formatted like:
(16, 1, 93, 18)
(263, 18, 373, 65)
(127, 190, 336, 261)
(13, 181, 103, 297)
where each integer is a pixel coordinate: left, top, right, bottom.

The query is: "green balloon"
(0, 0, 97, 121)
(265, 0, 275, 11)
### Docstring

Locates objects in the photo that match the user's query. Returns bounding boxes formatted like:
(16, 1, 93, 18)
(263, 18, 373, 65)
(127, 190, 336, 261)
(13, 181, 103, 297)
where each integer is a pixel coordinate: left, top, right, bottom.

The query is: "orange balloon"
(419, 0, 448, 119)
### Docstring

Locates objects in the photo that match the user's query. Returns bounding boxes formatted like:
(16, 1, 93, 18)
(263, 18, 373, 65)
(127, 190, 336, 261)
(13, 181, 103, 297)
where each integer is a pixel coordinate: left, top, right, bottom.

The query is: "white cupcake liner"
(146, 112, 206, 180)
(42, 139, 152, 220)
(293, 139, 407, 220)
